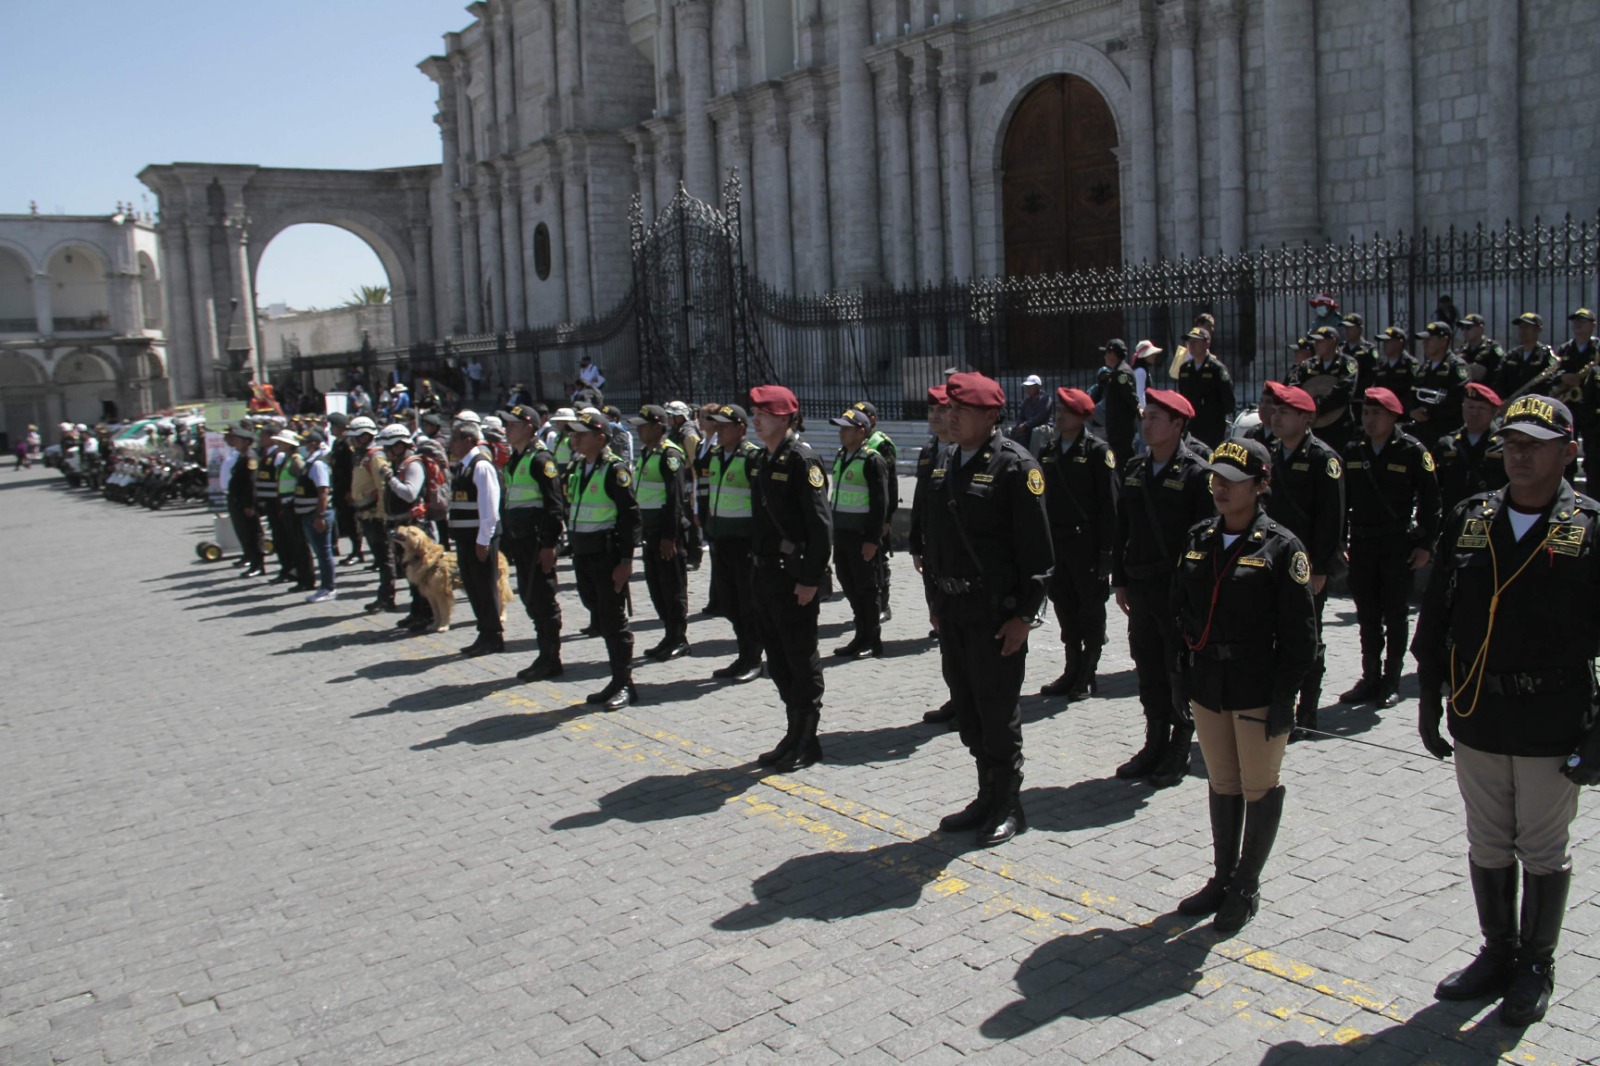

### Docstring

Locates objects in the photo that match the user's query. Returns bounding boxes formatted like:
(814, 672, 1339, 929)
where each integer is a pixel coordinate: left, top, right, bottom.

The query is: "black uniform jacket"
(1289, 354, 1358, 427)
(1492, 343, 1558, 402)
(1267, 433, 1345, 576)
(1103, 365, 1140, 442)
(568, 451, 640, 557)
(1458, 339, 1504, 382)
(1340, 431, 1441, 548)
(908, 436, 944, 557)
(751, 433, 833, 586)
(503, 444, 567, 547)
(1112, 444, 1213, 584)
(1173, 511, 1317, 733)
(637, 442, 690, 537)
(1039, 429, 1117, 575)
(1368, 353, 1420, 414)
(1412, 354, 1469, 430)
(1433, 429, 1507, 515)
(1176, 355, 1236, 444)
(923, 429, 1054, 620)
(1413, 483, 1600, 757)
(227, 449, 257, 512)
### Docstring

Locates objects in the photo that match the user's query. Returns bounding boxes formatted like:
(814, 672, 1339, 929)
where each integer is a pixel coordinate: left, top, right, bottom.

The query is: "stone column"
(655, 0, 678, 115)
(1209, 0, 1246, 253)
(941, 71, 974, 281)
(556, 0, 583, 127)
(1486, 0, 1519, 226)
(1164, 1, 1200, 259)
(884, 82, 916, 287)
(479, 184, 506, 331)
(542, 0, 561, 132)
(184, 221, 219, 372)
(410, 219, 437, 341)
(472, 4, 500, 155)
(1383, 0, 1416, 235)
(493, 0, 517, 145)
(723, 113, 755, 268)
(676, 0, 716, 199)
(632, 141, 657, 231)
(563, 153, 592, 320)
(422, 57, 468, 333)
(912, 75, 945, 283)
(1125, 31, 1159, 264)
(500, 171, 526, 328)
(835, 0, 880, 285)
(542, 162, 570, 321)
(226, 216, 260, 383)
(798, 109, 832, 292)
(1262, 0, 1319, 242)
(32, 271, 52, 335)
(459, 194, 483, 333)
(153, 220, 193, 396)
(759, 105, 794, 293)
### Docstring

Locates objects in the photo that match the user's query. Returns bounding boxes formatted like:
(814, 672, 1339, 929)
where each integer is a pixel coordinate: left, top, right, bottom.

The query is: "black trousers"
(276, 501, 313, 583)
(454, 534, 503, 640)
(334, 500, 361, 554)
(1347, 534, 1412, 679)
(750, 559, 823, 713)
(362, 518, 394, 602)
(712, 537, 760, 665)
(876, 532, 892, 613)
(505, 527, 562, 654)
(262, 501, 290, 577)
(686, 514, 705, 567)
(936, 594, 1025, 773)
(641, 525, 688, 643)
(1047, 542, 1108, 654)
(1300, 587, 1330, 704)
(833, 529, 880, 644)
(1125, 576, 1187, 727)
(573, 549, 633, 678)
(230, 506, 264, 568)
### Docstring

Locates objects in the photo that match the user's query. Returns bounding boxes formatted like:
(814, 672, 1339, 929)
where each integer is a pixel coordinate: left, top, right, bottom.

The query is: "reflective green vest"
(275, 452, 299, 498)
(505, 450, 547, 511)
(706, 441, 758, 539)
(567, 452, 620, 534)
(635, 439, 685, 514)
(865, 429, 893, 457)
(554, 435, 573, 472)
(830, 448, 875, 531)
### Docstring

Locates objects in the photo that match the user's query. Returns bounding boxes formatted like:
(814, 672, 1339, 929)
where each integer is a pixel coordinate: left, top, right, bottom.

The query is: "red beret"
(1362, 386, 1404, 415)
(1264, 381, 1316, 413)
(1144, 388, 1195, 420)
(1055, 387, 1094, 417)
(1464, 382, 1502, 406)
(748, 384, 799, 416)
(946, 372, 1005, 409)
(926, 384, 948, 407)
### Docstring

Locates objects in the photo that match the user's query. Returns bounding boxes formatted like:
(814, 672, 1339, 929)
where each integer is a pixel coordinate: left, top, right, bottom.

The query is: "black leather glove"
(1418, 688, 1453, 760)
(1560, 717, 1600, 786)
(1097, 551, 1112, 581)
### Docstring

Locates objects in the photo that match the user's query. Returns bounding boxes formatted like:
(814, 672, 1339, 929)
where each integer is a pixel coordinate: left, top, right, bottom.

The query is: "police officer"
(911, 385, 959, 725)
(1555, 309, 1598, 488)
(562, 407, 641, 709)
(828, 407, 889, 658)
(225, 420, 266, 577)
(1410, 321, 1470, 440)
(272, 428, 315, 593)
(1175, 327, 1235, 448)
(1433, 383, 1508, 515)
(665, 400, 704, 570)
(1368, 326, 1421, 414)
(1456, 313, 1505, 384)
(378, 423, 435, 632)
(1172, 439, 1316, 934)
(447, 419, 505, 655)
(704, 404, 764, 682)
(294, 427, 337, 602)
(852, 401, 898, 623)
(1263, 382, 1344, 738)
(693, 402, 722, 615)
(253, 423, 288, 582)
(346, 417, 393, 613)
(629, 404, 691, 662)
(501, 404, 567, 680)
(1100, 340, 1141, 477)
(1492, 312, 1558, 402)
(1288, 325, 1359, 455)
(1341, 312, 1379, 396)
(1412, 395, 1600, 1026)
(748, 385, 833, 771)
(923, 372, 1054, 846)
(1038, 387, 1117, 700)
(1338, 387, 1441, 707)
(327, 412, 364, 566)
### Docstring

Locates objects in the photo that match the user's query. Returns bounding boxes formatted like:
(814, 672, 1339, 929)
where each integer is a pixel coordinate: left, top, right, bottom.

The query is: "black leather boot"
(1116, 716, 1166, 779)
(771, 711, 821, 772)
(1178, 790, 1246, 915)
(922, 700, 959, 726)
(1039, 645, 1079, 697)
(1147, 721, 1195, 789)
(1068, 644, 1101, 700)
(586, 676, 637, 710)
(976, 770, 1027, 847)
(1500, 868, 1572, 1026)
(1214, 785, 1285, 934)
(939, 764, 993, 832)
(1436, 863, 1518, 1001)
(757, 706, 800, 767)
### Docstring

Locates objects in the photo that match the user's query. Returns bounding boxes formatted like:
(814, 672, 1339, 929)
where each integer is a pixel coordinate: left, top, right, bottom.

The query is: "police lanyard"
(1185, 534, 1254, 652)
(1451, 517, 1560, 718)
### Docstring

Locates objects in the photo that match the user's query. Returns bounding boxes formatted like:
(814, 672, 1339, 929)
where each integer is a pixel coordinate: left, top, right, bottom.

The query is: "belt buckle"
(1513, 673, 1537, 695)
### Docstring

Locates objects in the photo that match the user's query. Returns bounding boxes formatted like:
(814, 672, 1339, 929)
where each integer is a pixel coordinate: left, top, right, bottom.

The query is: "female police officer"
(1172, 439, 1317, 933)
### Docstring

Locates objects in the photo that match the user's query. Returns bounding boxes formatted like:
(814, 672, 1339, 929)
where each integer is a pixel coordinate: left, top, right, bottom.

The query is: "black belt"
(1123, 561, 1173, 582)
(1349, 522, 1406, 539)
(934, 577, 979, 595)
(1190, 642, 1268, 662)
(1480, 668, 1591, 696)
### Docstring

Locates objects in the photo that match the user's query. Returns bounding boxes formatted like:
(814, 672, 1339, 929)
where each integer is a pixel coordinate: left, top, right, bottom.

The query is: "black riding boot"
(758, 705, 800, 767)
(1179, 790, 1246, 915)
(939, 763, 993, 832)
(771, 709, 821, 772)
(1500, 868, 1572, 1026)
(1116, 714, 1166, 779)
(586, 636, 636, 710)
(1069, 643, 1101, 699)
(1147, 720, 1194, 789)
(1039, 642, 1080, 697)
(1214, 785, 1286, 934)
(976, 769, 1026, 847)
(1436, 863, 1518, 1001)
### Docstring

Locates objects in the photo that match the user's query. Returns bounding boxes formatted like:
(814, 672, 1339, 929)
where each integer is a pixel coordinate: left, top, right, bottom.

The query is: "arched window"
(138, 252, 162, 331)
(48, 246, 111, 331)
(0, 248, 33, 333)
(533, 223, 553, 281)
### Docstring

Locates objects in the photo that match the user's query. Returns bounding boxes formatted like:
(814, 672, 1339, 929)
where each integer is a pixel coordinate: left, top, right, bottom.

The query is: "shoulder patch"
(807, 463, 825, 488)
(1422, 451, 1435, 473)
(615, 467, 632, 487)
(666, 454, 682, 472)
(247, 458, 258, 470)
(1104, 449, 1116, 468)
(1326, 457, 1341, 480)
(1026, 468, 1045, 496)
(1290, 551, 1311, 585)
(543, 460, 558, 480)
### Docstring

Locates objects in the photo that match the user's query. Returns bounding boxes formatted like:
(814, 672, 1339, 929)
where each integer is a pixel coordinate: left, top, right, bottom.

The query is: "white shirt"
(465, 454, 502, 546)
(579, 362, 606, 389)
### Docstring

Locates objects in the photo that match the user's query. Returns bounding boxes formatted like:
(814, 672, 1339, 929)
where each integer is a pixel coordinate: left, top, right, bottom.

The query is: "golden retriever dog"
(390, 526, 512, 633)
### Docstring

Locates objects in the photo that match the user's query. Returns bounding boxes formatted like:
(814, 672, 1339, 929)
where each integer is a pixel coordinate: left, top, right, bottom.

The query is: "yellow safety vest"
(505, 450, 547, 510)
(706, 442, 757, 539)
(830, 448, 875, 531)
(567, 453, 620, 534)
(635, 440, 685, 513)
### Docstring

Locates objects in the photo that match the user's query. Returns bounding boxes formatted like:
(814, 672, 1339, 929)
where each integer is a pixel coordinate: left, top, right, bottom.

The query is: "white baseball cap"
(1022, 374, 1043, 387)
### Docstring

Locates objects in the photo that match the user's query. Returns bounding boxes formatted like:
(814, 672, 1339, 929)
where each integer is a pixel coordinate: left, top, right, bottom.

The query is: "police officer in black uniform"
(629, 405, 692, 662)
(1456, 313, 1505, 384)
(1100, 340, 1141, 477)
(501, 404, 568, 681)
(1288, 326, 1360, 455)
(1413, 395, 1600, 1026)
(924, 372, 1054, 847)
(1555, 309, 1598, 489)
(1493, 312, 1559, 402)
(1262, 382, 1345, 738)
(1410, 321, 1470, 441)
(747, 385, 833, 772)
(1367, 326, 1421, 414)
(1038, 387, 1117, 701)
(828, 407, 889, 658)
(1172, 439, 1316, 934)
(1175, 327, 1235, 448)
(562, 408, 641, 710)
(666, 401, 704, 570)
(226, 420, 266, 577)
(1338, 387, 1441, 708)
(1112, 390, 1214, 789)
(852, 401, 898, 624)
(448, 420, 505, 656)
(1433, 382, 1508, 515)
(911, 385, 959, 726)
(1341, 313, 1379, 397)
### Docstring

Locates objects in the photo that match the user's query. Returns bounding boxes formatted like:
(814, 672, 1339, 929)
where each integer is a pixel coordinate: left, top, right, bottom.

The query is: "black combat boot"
(1379, 659, 1404, 709)
(1500, 868, 1572, 1026)
(939, 764, 993, 832)
(1068, 644, 1101, 700)
(1039, 642, 1080, 697)
(757, 706, 800, 767)
(1340, 650, 1383, 703)
(1178, 790, 1246, 915)
(1214, 785, 1286, 934)
(771, 709, 822, 772)
(976, 770, 1027, 847)
(586, 637, 637, 710)
(923, 700, 959, 726)
(1147, 721, 1194, 789)
(1436, 863, 1518, 1001)
(1116, 715, 1167, 779)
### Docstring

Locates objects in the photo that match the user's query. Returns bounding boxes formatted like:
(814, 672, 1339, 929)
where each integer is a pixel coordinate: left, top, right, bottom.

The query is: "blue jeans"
(301, 513, 336, 591)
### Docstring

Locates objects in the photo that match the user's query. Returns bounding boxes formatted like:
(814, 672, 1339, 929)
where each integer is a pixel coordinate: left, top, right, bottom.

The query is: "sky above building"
(1, 1, 463, 310)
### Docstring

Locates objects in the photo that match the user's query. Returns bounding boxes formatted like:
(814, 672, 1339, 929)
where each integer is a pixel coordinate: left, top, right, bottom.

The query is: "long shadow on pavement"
(817, 720, 944, 766)
(408, 703, 587, 750)
(244, 614, 349, 636)
(286, 629, 409, 657)
(1023, 776, 1152, 834)
(1258, 999, 1518, 1064)
(713, 834, 951, 930)
(550, 766, 768, 830)
(359, 675, 527, 717)
(981, 912, 1211, 1037)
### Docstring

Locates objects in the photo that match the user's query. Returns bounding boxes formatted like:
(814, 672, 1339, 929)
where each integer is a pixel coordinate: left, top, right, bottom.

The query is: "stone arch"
(45, 241, 113, 328)
(0, 243, 34, 330)
(0, 350, 46, 386)
(138, 251, 162, 331)
(54, 347, 121, 425)
(54, 347, 120, 386)
(248, 209, 413, 312)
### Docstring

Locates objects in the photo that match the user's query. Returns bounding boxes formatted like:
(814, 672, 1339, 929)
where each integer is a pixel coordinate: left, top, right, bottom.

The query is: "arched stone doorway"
(0, 352, 48, 449)
(1001, 74, 1122, 371)
(55, 348, 120, 425)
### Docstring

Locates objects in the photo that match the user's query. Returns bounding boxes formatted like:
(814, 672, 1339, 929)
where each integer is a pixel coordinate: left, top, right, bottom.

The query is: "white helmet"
(347, 415, 378, 435)
(453, 409, 483, 426)
(374, 423, 412, 446)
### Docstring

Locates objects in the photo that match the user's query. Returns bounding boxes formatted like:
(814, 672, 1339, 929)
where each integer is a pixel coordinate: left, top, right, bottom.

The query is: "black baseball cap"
(1457, 313, 1487, 329)
(628, 404, 669, 426)
(1415, 321, 1453, 339)
(709, 404, 748, 426)
(1341, 313, 1366, 328)
(499, 405, 538, 426)
(1515, 312, 1545, 328)
(830, 409, 872, 430)
(1201, 439, 1271, 482)
(1498, 395, 1574, 441)
(1376, 326, 1407, 342)
(1308, 326, 1339, 342)
(1099, 339, 1128, 354)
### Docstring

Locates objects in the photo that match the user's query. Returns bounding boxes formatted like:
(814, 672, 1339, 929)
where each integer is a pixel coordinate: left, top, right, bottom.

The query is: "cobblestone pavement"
(3, 466, 1597, 1066)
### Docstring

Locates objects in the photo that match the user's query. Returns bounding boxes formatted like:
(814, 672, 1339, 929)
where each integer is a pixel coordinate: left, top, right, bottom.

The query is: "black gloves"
(1417, 663, 1453, 761)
